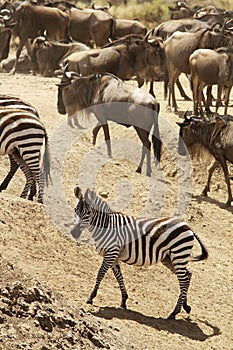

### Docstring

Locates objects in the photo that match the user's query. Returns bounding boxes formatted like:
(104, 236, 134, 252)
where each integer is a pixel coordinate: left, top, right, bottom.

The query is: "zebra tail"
(191, 232, 209, 262)
(42, 133, 52, 186)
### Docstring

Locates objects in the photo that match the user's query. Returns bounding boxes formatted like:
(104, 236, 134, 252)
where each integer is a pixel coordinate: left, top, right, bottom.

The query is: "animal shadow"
(92, 306, 221, 341)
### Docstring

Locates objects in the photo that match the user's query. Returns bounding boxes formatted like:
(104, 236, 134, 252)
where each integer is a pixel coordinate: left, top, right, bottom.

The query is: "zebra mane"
(84, 189, 113, 214)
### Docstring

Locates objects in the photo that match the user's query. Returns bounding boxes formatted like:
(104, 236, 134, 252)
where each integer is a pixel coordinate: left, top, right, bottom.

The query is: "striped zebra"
(72, 186, 208, 320)
(0, 95, 39, 118)
(0, 97, 50, 203)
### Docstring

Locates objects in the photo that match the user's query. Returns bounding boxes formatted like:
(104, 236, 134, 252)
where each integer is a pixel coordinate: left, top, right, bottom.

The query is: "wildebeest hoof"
(86, 298, 93, 305)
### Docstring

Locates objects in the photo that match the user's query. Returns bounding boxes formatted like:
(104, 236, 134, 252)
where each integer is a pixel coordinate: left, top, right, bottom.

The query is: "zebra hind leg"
(12, 150, 34, 199)
(0, 155, 19, 192)
(167, 268, 192, 320)
(111, 264, 128, 308)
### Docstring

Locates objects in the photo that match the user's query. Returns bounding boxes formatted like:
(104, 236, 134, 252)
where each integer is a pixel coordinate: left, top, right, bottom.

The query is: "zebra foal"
(0, 101, 50, 203)
(72, 186, 208, 320)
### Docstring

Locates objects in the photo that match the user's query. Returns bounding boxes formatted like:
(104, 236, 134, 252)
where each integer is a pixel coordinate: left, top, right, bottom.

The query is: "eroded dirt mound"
(0, 258, 129, 350)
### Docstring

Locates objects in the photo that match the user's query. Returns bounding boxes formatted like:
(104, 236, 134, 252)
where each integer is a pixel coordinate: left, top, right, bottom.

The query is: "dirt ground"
(0, 72, 232, 350)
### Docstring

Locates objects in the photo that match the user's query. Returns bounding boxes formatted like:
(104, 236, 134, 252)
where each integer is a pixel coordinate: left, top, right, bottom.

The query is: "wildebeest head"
(177, 112, 204, 155)
(56, 70, 78, 114)
(56, 69, 100, 116)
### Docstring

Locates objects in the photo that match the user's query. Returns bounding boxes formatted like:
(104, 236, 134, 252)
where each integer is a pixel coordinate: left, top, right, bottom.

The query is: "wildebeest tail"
(152, 103, 161, 163)
(164, 67, 169, 100)
(42, 132, 52, 186)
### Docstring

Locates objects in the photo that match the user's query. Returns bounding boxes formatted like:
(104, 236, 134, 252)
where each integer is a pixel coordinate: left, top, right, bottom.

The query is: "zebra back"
(0, 95, 39, 118)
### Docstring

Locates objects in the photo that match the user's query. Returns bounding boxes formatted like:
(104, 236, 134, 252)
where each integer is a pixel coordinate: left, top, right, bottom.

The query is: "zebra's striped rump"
(0, 95, 39, 118)
(73, 187, 208, 319)
(0, 105, 50, 203)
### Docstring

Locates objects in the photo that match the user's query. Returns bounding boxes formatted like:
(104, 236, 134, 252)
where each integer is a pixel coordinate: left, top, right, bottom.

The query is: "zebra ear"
(84, 189, 96, 203)
(74, 186, 83, 200)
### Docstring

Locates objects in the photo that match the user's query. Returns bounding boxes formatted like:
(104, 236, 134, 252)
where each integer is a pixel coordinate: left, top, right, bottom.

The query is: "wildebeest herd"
(0, 0, 232, 320)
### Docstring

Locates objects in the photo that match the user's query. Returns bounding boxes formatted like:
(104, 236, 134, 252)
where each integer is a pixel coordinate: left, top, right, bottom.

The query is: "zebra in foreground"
(72, 186, 208, 320)
(0, 95, 39, 118)
(0, 100, 50, 203)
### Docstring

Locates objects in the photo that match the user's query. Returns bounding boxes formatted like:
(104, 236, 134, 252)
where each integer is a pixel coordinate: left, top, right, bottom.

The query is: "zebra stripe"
(0, 105, 50, 203)
(73, 187, 208, 319)
(0, 95, 39, 117)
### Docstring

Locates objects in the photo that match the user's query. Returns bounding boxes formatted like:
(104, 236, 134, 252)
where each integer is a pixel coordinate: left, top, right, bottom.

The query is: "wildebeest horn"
(0, 8, 12, 21)
(183, 109, 190, 121)
(143, 29, 153, 42)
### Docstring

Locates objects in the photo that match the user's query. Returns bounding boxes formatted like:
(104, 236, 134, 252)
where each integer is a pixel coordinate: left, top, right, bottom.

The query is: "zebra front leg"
(168, 269, 192, 320)
(112, 264, 128, 308)
(87, 252, 119, 305)
(0, 155, 19, 192)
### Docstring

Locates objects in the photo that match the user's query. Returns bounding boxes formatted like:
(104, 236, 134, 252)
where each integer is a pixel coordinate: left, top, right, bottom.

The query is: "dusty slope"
(0, 73, 232, 350)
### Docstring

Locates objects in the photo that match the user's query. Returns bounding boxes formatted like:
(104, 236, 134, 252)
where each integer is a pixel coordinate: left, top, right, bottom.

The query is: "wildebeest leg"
(93, 122, 112, 157)
(219, 158, 233, 206)
(176, 78, 191, 101)
(10, 38, 27, 75)
(167, 68, 180, 112)
(205, 85, 212, 114)
(223, 86, 232, 115)
(149, 82, 155, 98)
(92, 123, 102, 145)
(215, 85, 223, 113)
(202, 160, 219, 197)
(0, 155, 19, 192)
(134, 127, 151, 176)
(102, 124, 112, 157)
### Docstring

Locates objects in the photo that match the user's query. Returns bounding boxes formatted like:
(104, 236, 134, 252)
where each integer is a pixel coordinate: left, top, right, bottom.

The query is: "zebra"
(0, 104, 51, 203)
(72, 186, 208, 320)
(0, 95, 39, 118)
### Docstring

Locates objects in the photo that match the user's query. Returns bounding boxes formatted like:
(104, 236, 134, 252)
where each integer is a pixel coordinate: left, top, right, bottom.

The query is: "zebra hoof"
(167, 312, 176, 320)
(86, 298, 93, 305)
(183, 304, 191, 314)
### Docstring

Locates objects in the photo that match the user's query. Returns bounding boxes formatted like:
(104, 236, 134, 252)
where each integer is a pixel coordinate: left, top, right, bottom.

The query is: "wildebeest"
(0, 8, 14, 62)
(63, 34, 166, 95)
(31, 35, 90, 76)
(189, 47, 233, 115)
(0, 49, 31, 73)
(164, 26, 231, 111)
(177, 113, 233, 206)
(112, 18, 147, 38)
(7, 1, 71, 74)
(168, 1, 200, 20)
(57, 71, 161, 176)
(68, 6, 114, 47)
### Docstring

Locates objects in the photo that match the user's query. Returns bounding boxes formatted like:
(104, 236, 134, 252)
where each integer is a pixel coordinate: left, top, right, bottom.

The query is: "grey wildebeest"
(112, 18, 147, 39)
(0, 8, 14, 62)
(62, 34, 166, 96)
(68, 6, 114, 47)
(177, 113, 233, 206)
(7, 1, 71, 74)
(57, 71, 161, 176)
(31, 35, 90, 76)
(164, 25, 231, 111)
(189, 47, 233, 115)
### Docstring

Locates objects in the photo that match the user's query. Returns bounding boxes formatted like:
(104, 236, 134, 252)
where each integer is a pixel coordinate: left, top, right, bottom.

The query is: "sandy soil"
(0, 72, 232, 350)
